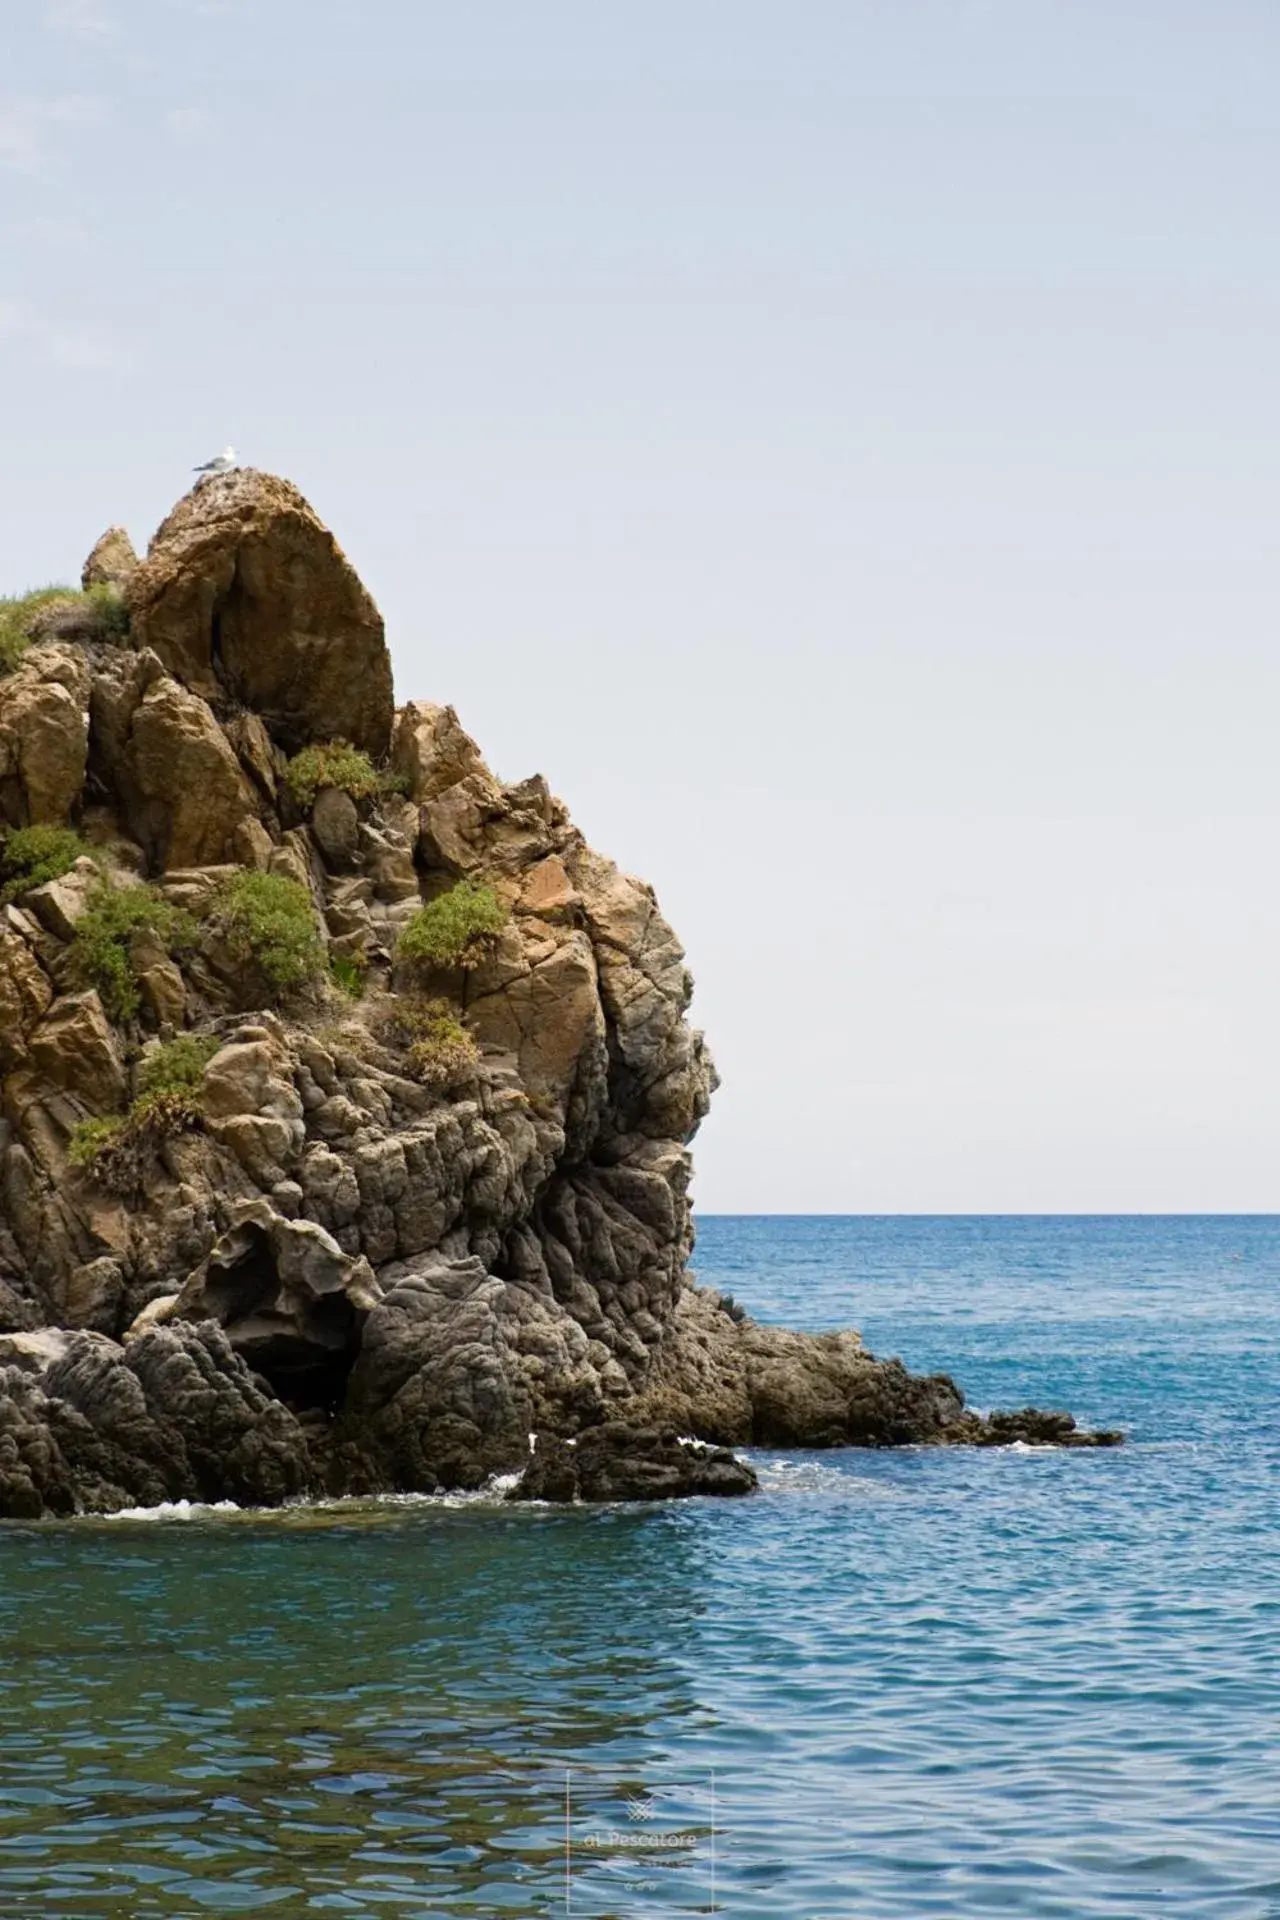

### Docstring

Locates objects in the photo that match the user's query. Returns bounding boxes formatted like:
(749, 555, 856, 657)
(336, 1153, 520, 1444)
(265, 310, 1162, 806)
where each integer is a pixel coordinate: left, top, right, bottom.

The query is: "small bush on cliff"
(404, 999, 481, 1088)
(68, 1114, 126, 1171)
(0, 825, 93, 903)
(284, 740, 381, 810)
(136, 1032, 219, 1097)
(397, 880, 507, 973)
(371, 993, 480, 1087)
(213, 870, 325, 997)
(69, 1087, 203, 1192)
(70, 882, 194, 1022)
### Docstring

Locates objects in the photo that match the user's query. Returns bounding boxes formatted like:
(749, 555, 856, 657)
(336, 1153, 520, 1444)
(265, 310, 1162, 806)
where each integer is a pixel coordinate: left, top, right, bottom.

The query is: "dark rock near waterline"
(952, 1406, 1125, 1448)
(0, 1322, 313, 1518)
(510, 1424, 758, 1503)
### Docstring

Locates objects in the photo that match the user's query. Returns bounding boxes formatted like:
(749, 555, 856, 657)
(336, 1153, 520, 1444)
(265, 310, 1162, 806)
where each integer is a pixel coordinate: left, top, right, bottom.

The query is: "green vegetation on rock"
(214, 870, 325, 997)
(0, 584, 127, 674)
(396, 880, 507, 972)
(0, 589, 73, 674)
(70, 882, 194, 1022)
(282, 740, 412, 811)
(284, 740, 381, 809)
(136, 1032, 220, 1097)
(0, 825, 93, 904)
(329, 952, 368, 999)
(402, 998, 481, 1088)
(69, 1086, 203, 1191)
(70, 1034, 220, 1188)
(67, 1114, 126, 1170)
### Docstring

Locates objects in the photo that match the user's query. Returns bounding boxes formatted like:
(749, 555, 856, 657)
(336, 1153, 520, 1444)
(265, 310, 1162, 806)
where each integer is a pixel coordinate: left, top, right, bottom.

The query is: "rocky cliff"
(0, 472, 1118, 1517)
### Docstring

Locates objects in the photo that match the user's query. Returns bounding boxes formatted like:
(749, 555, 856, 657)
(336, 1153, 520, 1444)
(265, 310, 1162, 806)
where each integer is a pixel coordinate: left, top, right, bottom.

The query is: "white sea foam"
(102, 1498, 241, 1522)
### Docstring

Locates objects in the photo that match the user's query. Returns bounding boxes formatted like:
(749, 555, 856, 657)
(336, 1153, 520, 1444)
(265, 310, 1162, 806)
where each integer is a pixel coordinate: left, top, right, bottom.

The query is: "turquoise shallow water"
(2, 1215, 1279, 1918)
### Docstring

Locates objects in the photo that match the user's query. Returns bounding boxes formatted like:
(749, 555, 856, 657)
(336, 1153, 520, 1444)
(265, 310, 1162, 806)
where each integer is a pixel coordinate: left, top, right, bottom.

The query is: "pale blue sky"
(3, 1, 1279, 1210)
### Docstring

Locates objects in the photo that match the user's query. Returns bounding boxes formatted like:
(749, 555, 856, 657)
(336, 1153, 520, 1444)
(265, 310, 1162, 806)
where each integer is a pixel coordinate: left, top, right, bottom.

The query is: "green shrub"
(68, 1114, 126, 1170)
(401, 998, 480, 1089)
(329, 952, 368, 999)
(0, 825, 93, 904)
(0, 584, 127, 673)
(214, 870, 325, 997)
(68, 1088, 202, 1192)
(69, 883, 194, 1022)
(284, 740, 381, 810)
(396, 880, 507, 972)
(0, 588, 73, 674)
(136, 1033, 220, 1098)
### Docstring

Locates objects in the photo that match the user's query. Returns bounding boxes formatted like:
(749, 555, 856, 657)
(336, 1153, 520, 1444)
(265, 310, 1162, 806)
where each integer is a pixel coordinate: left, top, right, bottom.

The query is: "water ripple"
(0, 1216, 1277, 1914)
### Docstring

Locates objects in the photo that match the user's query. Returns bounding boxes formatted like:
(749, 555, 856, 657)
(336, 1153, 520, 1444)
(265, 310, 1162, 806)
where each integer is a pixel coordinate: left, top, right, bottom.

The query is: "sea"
(1, 1214, 1277, 1919)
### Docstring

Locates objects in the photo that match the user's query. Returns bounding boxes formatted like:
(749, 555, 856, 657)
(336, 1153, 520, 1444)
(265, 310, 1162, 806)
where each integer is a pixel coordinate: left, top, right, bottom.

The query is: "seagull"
(192, 445, 238, 476)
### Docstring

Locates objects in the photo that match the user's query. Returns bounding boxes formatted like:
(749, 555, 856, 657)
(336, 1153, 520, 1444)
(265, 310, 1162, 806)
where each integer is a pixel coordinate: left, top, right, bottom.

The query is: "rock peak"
(126, 467, 393, 757)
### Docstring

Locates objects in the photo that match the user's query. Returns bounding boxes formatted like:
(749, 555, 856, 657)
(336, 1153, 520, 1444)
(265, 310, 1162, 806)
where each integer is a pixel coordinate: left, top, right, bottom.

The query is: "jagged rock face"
(0, 645, 90, 827)
(0, 472, 1116, 1516)
(90, 651, 260, 871)
(126, 470, 393, 755)
(0, 1322, 312, 1516)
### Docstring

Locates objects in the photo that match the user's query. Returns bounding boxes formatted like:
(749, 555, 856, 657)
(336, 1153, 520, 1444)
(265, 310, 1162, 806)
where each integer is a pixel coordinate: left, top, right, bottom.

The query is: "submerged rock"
(0, 468, 1122, 1518)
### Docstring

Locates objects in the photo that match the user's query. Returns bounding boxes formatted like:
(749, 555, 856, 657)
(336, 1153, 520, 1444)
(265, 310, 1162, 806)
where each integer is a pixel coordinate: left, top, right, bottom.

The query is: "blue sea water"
(1, 1215, 1278, 1918)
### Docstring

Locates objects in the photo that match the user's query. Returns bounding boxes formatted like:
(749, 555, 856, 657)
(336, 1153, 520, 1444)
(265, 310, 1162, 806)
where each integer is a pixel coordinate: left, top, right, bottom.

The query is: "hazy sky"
(3, 1, 1278, 1211)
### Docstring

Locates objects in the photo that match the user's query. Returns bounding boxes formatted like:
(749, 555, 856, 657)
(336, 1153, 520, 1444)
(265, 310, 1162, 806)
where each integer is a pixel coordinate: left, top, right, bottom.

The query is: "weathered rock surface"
(126, 469, 393, 755)
(81, 527, 138, 594)
(0, 645, 89, 827)
(0, 470, 1121, 1517)
(29, 991, 125, 1113)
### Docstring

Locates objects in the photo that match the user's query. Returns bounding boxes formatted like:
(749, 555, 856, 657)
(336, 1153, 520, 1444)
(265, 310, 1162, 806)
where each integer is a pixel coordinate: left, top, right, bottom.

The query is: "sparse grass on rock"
(374, 994, 480, 1089)
(213, 870, 326, 998)
(70, 882, 195, 1022)
(0, 584, 128, 673)
(0, 589, 72, 673)
(0, 825, 93, 904)
(69, 1033, 220, 1189)
(405, 1000, 480, 1088)
(69, 1087, 203, 1192)
(396, 880, 507, 973)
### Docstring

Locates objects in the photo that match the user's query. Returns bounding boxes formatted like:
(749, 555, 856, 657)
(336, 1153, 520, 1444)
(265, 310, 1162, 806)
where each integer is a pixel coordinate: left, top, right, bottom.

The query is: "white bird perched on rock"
(193, 445, 238, 476)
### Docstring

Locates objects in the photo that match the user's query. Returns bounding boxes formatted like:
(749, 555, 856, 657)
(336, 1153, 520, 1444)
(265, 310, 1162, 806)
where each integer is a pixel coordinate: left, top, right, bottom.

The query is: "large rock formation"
(0, 471, 1120, 1518)
(126, 470, 393, 756)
